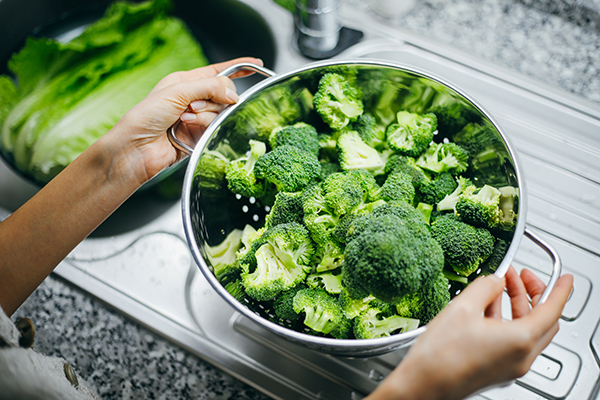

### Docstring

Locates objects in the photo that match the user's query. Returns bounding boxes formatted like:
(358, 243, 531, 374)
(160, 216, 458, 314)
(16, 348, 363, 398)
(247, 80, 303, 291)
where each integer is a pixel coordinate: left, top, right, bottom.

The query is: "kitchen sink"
(2, 0, 600, 399)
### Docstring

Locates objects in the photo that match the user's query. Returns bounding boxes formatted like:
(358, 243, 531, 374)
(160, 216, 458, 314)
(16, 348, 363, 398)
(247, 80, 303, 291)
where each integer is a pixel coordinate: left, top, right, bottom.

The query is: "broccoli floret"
(293, 288, 352, 338)
(418, 172, 458, 205)
(273, 283, 307, 322)
(224, 279, 247, 303)
(322, 171, 366, 216)
(302, 183, 340, 244)
(479, 238, 510, 276)
(240, 222, 314, 301)
(318, 161, 341, 181)
(232, 84, 301, 141)
(254, 145, 322, 192)
(351, 113, 386, 149)
(318, 132, 340, 163)
(395, 271, 450, 325)
(338, 289, 376, 319)
(264, 191, 305, 229)
(496, 186, 519, 234)
(194, 150, 230, 193)
(376, 171, 415, 203)
(384, 154, 430, 188)
(307, 272, 343, 294)
(430, 214, 495, 277)
(313, 238, 345, 272)
(455, 184, 502, 228)
(207, 229, 244, 285)
(342, 214, 444, 302)
(416, 142, 470, 175)
(337, 130, 385, 172)
(437, 176, 477, 211)
(354, 307, 420, 339)
(313, 73, 364, 131)
(225, 139, 267, 198)
(269, 122, 320, 156)
(386, 111, 437, 157)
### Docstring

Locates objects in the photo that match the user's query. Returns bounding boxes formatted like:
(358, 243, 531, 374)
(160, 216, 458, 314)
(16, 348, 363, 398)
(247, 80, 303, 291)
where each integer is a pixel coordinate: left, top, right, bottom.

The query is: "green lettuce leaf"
(0, 0, 208, 183)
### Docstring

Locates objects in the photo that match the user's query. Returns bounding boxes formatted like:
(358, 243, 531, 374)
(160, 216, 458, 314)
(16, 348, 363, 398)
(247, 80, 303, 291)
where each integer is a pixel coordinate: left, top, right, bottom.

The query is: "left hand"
(105, 57, 263, 186)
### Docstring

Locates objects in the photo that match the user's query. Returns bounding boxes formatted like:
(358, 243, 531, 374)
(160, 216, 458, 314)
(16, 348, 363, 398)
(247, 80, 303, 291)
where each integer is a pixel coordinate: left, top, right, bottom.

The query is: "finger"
(455, 274, 506, 312)
(159, 76, 239, 116)
(181, 111, 220, 128)
(521, 268, 547, 307)
(155, 57, 263, 91)
(524, 274, 573, 338)
(505, 266, 532, 319)
(484, 291, 503, 319)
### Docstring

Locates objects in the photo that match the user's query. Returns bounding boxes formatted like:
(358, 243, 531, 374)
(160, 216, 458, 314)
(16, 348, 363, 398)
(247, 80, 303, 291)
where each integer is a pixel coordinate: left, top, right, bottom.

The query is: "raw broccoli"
(437, 176, 476, 211)
(386, 111, 437, 157)
(307, 271, 343, 294)
(395, 271, 450, 325)
(231, 84, 301, 141)
(224, 279, 247, 303)
(322, 171, 366, 215)
(418, 172, 458, 205)
(354, 307, 420, 339)
(302, 183, 340, 245)
(269, 122, 320, 156)
(342, 213, 444, 302)
(313, 73, 364, 131)
(264, 191, 305, 229)
(376, 171, 415, 204)
(273, 283, 307, 322)
(254, 145, 322, 192)
(338, 289, 376, 319)
(317, 131, 340, 163)
(240, 222, 315, 301)
(430, 214, 495, 277)
(207, 229, 244, 286)
(351, 113, 386, 149)
(194, 150, 229, 193)
(337, 130, 385, 172)
(318, 161, 341, 181)
(384, 154, 430, 189)
(455, 184, 502, 228)
(416, 142, 470, 175)
(312, 238, 345, 272)
(496, 186, 519, 234)
(225, 139, 267, 198)
(479, 238, 510, 276)
(293, 288, 352, 338)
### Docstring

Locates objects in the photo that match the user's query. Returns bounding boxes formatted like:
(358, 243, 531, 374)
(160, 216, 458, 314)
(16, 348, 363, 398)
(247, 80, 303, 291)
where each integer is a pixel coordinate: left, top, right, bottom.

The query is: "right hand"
(367, 266, 573, 400)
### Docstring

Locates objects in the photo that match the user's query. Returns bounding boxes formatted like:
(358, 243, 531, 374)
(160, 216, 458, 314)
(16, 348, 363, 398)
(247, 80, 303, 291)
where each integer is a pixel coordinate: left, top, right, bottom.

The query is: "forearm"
(0, 127, 143, 315)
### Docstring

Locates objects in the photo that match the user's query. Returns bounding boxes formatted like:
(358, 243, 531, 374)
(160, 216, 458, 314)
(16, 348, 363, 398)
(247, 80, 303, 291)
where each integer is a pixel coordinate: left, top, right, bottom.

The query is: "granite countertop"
(11, 0, 600, 399)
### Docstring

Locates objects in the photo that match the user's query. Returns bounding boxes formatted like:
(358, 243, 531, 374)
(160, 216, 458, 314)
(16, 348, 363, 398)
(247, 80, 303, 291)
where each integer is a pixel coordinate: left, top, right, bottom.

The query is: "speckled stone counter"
(10, 0, 600, 399)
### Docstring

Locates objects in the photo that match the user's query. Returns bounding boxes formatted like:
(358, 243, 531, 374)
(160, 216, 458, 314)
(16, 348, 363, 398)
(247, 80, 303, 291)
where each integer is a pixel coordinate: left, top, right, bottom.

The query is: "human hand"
(102, 56, 263, 187)
(368, 266, 573, 400)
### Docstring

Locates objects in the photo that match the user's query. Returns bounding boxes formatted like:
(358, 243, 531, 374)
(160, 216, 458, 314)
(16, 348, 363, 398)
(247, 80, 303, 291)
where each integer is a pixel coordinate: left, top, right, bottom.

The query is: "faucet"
(294, 0, 363, 59)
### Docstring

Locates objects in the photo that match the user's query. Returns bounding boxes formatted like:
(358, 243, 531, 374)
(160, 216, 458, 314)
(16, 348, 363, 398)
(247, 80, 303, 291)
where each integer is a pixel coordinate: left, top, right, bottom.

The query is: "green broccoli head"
(301, 183, 340, 245)
(455, 184, 502, 228)
(385, 154, 430, 188)
(273, 283, 307, 322)
(430, 214, 496, 277)
(479, 238, 510, 275)
(225, 139, 267, 198)
(313, 238, 345, 272)
(254, 145, 322, 192)
(293, 288, 351, 338)
(376, 170, 416, 204)
(241, 222, 315, 301)
(436, 176, 476, 211)
(338, 289, 376, 319)
(417, 171, 458, 205)
(232, 84, 302, 141)
(194, 150, 230, 193)
(342, 214, 444, 302)
(224, 279, 247, 303)
(351, 113, 386, 149)
(337, 130, 385, 172)
(313, 73, 364, 131)
(264, 191, 305, 229)
(269, 122, 320, 156)
(353, 307, 420, 339)
(386, 111, 437, 157)
(428, 102, 477, 138)
(416, 142, 470, 175)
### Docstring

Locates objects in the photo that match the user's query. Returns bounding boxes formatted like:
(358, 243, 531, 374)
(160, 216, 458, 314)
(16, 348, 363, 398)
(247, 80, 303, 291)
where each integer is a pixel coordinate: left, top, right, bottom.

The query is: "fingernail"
(190, 100, 207, 111)
(180, 112, 196, 122)
(226, 87, 239, 103)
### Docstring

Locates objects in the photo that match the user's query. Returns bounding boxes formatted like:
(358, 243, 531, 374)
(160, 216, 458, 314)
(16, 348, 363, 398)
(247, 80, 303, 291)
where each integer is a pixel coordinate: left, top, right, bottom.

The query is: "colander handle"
(524, 227, 562, 306)
(167, 63, 276, 156)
